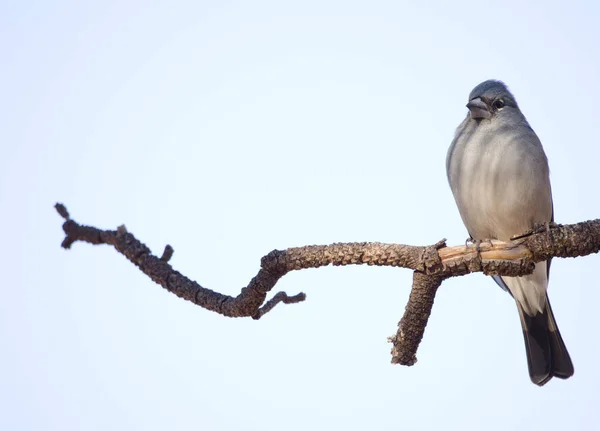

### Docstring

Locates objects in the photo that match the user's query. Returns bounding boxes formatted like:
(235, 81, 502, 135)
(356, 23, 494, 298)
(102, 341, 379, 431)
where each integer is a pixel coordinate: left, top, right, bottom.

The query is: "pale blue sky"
(1, 1, 600, 430)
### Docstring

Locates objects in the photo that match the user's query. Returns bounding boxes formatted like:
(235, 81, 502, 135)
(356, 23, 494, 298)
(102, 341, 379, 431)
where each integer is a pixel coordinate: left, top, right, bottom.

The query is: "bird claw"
(465, 236, 482, 250)
(465, 237, 484, 263)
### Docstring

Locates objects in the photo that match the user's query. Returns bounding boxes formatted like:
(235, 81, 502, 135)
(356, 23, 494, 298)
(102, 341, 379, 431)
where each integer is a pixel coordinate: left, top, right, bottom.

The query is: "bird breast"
(447, 121, 552, 242)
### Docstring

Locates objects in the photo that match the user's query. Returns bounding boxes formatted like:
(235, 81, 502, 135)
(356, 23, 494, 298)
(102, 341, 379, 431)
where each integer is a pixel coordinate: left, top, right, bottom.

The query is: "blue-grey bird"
(446, 80, 574, 386)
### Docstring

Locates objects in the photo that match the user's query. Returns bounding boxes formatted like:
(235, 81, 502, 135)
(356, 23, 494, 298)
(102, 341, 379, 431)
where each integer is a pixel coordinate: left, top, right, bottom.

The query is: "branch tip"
(252, 291, 307, 320)
(61, 237, 75, 249)
(55, 203, 70, 220)
(433, 238, 447, 249)
(390, 272, 443, 366)
(161, 245, 174, 262)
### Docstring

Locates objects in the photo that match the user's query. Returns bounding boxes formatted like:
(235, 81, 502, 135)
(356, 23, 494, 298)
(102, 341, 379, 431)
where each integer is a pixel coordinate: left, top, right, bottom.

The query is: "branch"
(390, 272, 443, 366)
(55, 203, 600, 365)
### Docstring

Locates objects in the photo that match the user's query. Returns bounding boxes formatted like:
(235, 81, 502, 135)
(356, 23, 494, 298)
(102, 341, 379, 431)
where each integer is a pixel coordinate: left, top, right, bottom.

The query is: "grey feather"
(446, 80, 573, 385)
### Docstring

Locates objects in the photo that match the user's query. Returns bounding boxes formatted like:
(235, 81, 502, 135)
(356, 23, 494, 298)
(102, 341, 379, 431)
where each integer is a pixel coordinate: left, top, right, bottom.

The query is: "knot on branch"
(420, 239, 446, 274)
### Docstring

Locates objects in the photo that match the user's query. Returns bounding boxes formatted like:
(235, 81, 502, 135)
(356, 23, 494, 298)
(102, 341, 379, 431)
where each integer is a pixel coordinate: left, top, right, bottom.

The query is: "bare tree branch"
(55, 203, 600, 365)
(390, 272, 444, 365)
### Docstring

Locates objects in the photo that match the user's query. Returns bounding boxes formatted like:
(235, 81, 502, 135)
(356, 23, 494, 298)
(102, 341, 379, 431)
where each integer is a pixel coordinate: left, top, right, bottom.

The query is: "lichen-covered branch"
(55, 203, 600, 366)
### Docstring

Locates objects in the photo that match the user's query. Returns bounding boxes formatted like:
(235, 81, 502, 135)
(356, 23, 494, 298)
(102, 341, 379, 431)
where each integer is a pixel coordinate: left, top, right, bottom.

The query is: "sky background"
(1, 1, 600, 430)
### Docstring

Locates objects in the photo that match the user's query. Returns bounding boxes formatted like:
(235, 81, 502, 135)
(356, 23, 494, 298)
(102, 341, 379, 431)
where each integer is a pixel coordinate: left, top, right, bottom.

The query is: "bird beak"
(466, 97, 491, 120)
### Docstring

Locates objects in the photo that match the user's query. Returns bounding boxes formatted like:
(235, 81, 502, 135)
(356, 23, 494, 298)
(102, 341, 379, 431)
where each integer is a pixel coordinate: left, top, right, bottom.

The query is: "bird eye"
(493, 99, 505, 110)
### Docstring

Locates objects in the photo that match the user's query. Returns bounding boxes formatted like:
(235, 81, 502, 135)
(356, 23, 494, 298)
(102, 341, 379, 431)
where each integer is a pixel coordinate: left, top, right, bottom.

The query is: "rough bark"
(55, 203, 600, 365)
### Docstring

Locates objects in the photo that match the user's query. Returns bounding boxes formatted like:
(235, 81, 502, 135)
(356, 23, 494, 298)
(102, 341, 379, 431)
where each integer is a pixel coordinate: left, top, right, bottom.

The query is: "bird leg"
(464, 236, 484, 264)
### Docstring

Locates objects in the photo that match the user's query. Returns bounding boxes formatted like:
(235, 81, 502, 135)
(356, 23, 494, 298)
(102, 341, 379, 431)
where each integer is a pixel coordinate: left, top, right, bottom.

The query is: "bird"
(446, 79, 574, 386)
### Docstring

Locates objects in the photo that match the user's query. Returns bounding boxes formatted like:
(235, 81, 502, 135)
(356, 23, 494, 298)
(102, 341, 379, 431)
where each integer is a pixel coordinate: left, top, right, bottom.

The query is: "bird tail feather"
(517, 295, 574, 386)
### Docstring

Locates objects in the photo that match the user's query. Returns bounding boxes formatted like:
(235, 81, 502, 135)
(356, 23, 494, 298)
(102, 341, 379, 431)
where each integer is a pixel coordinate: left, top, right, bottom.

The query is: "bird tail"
(517, 295, 574, 386)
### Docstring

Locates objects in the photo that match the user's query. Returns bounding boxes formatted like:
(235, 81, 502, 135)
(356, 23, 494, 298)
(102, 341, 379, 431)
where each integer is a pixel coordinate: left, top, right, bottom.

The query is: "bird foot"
(465, 237, 483, 251)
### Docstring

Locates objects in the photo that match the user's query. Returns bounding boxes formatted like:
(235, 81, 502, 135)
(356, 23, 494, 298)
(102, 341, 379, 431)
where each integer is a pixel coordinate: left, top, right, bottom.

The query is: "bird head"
(466, 80, 519, 120)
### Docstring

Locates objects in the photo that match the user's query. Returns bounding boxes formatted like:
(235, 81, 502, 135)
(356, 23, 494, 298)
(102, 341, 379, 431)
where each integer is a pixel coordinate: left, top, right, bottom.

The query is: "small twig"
(160, 245, 174, 262)
(55, 203, 70, 220)
(252, 292, 307, 320)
